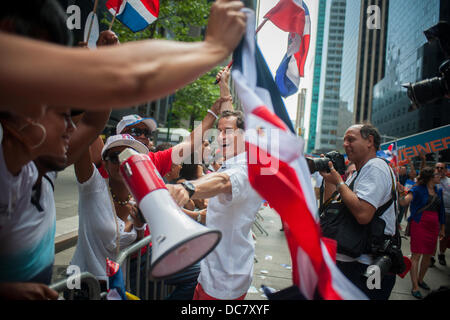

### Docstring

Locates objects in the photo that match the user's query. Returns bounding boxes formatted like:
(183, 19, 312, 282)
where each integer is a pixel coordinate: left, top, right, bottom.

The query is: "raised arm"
(0, 0, 245, 114)
(171, 97, 225, 164)
(74, 147, 94, 184)
(65, 110, 111, 167)
(216, 66, 234, 112)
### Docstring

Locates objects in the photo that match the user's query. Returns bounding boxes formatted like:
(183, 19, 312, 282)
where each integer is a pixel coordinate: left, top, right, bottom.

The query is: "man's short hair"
(0, 0, 72, 46)
(218, 110, 245, 130)
(358, 123, 381, 150)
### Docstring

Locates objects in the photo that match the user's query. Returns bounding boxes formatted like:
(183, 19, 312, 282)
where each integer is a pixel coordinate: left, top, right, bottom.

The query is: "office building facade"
(306, 0, 327, 153)
(372, 0, 450, 139)
(314, 0, 346, 152)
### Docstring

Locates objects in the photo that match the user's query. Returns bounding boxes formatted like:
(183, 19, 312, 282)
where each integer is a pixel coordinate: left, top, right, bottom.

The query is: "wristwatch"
(181, 181, 196, 198)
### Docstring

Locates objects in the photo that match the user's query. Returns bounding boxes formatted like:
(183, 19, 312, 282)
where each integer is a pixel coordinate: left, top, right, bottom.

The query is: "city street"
(53, 166, 450, 300)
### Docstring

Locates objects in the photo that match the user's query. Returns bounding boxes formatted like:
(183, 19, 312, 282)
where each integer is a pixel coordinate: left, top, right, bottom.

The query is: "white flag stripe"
(290, 159, 319, 221)
(129, 0, 157, 24)
(287, 55, 301, 86)
(246, 113, 303, 164)
(296, 246, 319, 300)
(320, 241, 368, 300)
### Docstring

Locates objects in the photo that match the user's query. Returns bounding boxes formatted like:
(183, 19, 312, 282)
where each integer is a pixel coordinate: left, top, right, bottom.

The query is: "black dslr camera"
(362, 238, 405, 281)
(403, 21, 450, 110)
(306, 151, 346, 175)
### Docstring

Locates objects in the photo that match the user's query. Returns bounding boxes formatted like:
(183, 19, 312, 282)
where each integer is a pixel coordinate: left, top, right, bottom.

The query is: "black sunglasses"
(125, 127, 153, 139)
(104, 151, 121, 164)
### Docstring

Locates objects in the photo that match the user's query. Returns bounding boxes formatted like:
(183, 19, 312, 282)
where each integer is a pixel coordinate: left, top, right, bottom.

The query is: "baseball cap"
(116, 114, 157, 135)
(101, 134, 149, 160)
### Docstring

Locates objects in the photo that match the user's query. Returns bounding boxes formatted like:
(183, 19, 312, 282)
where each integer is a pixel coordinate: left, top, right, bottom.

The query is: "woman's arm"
(399, 192, 414, 207)
(74, 147, 94, 184)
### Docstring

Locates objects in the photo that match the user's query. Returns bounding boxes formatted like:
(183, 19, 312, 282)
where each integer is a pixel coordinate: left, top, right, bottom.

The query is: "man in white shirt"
(320, 124, 398, 300)
(177, 110, 262, 300)
(436, 162, 450, 266)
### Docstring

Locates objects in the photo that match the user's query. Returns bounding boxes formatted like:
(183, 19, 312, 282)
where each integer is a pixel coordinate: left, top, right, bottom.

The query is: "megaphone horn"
(118, 148, 221, 279)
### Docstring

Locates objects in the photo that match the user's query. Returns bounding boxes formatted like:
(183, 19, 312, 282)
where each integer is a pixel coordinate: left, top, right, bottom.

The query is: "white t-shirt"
(70, 164, 137, 281)
(336, 157, 396, 265)
(198, 152, 262, 299)
(0, 123, 56, 281)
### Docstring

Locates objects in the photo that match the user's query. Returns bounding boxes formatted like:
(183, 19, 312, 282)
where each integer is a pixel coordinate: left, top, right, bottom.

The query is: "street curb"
(55, 230, 78, 254)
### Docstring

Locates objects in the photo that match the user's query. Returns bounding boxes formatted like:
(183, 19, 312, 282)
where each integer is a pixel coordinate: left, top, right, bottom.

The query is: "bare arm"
(171, 97, 225, 164)
(190, 172, 232, 199)
(182, 208, 207, 224)
(408, 160, 417, 179)
(217, 66, 234, 112)
(320, 162, 376, 225)
(65, 110, 111, 167)
(0, 282, 58, 300)
(399, 192, 413, 207)
(335, 182, 377, 225)
(0, 0, 246, 113)
(89, 136, 105, 169)
(74, 148, 94, 184)
(418, 151, 427, 171)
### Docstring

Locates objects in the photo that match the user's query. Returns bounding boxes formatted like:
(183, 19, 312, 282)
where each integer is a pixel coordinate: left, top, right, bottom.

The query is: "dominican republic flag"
(264, 0, 311, 97)
(232, 9, 366, 300)
(106, 0, 159, 32)
(377, 142, 398, 167)
(387, 142, 398, 167)
(106, 258, 127, 300)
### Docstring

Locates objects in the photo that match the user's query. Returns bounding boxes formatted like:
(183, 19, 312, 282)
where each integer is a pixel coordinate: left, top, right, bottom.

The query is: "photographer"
(319, 124, 398, 300)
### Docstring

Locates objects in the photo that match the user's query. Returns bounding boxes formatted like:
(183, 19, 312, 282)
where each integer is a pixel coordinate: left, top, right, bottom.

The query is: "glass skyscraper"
(306, 0, 326, 153)
(314, 0, 346, 152)
(372, 0, 450, 139)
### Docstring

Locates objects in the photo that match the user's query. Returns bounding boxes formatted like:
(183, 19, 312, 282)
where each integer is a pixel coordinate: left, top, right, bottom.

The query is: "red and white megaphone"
(118, 148, 221, 279)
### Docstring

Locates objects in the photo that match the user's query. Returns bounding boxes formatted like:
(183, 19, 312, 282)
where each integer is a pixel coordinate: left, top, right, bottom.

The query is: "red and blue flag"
(106, 0, 159, 32)
(106, 258, 127, 300)
(264, 0, 311, 97)
(377, 142, 398, 167)
(232, 9, 366, 300)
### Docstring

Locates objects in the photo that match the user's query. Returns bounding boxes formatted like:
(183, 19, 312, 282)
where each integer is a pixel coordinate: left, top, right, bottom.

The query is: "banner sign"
(380, 125, 450, 162)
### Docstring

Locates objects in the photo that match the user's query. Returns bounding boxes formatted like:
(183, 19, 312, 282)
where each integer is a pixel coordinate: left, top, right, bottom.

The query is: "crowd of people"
(0, 0, 448, 301)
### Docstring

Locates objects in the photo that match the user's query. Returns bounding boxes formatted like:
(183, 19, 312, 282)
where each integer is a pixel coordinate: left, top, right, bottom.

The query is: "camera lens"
(407, 77, 446, 107)
(313, 158, 331, 173)
(305, 157, 331, 173)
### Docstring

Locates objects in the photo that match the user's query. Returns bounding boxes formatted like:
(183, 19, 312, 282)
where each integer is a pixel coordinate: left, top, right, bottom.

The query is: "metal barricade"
(253, 211, 269, 236)
(49, 272, 101, 300)
(116, 235, 173, 300)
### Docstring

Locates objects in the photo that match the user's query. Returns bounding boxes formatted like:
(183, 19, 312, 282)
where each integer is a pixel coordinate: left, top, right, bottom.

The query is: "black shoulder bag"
(319, 168, 395, 258)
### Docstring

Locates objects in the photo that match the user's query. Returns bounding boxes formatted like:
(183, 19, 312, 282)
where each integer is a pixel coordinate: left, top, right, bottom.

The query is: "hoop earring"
(19, 121, 47, 149)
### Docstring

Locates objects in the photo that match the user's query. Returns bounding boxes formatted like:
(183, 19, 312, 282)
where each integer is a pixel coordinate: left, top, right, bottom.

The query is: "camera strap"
(319, 160, 397, 221)
(318, 171, 359, 216)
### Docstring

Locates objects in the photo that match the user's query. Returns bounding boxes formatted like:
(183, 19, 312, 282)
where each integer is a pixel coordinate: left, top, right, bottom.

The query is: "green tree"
(103, 0, 222, 131)
(171, 66, 221, 130)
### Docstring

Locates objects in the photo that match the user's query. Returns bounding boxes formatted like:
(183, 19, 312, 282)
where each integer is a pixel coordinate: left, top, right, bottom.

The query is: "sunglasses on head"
(125, 127, 153, 139)
(104, 151, 121, 164)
